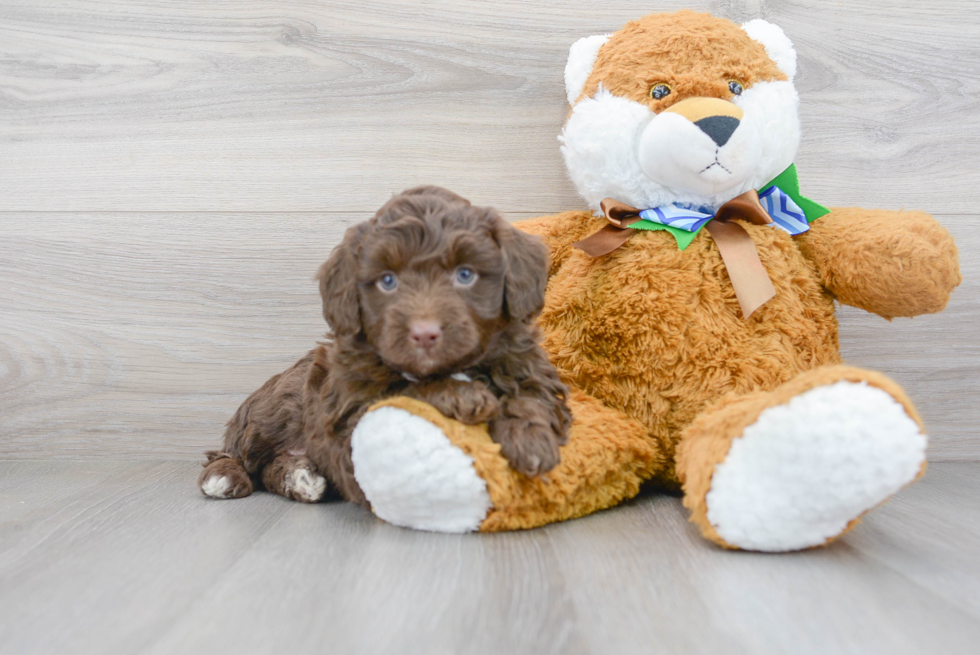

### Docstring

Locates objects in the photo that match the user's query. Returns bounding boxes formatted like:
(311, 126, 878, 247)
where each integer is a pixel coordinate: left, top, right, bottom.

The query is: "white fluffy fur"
(351, 406, 491, 533)
(741, 19, 797, 81)
(705, 381, 927, 552)
(637, 106, 763, 197)
(561, 80, 799, 212)
(200, 475, 231, 499)
(285, 467, 327, 503)
(564, 34, 611, 105)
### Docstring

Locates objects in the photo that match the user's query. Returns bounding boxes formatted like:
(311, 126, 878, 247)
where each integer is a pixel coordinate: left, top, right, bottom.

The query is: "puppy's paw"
(418, 380, 501, 425)
(198, 456, 253, 499)
(283, 465, 328, 503)
(201, 475, 233, 498)
(450, 382, 501, 425)
(490, 415, 561, 478)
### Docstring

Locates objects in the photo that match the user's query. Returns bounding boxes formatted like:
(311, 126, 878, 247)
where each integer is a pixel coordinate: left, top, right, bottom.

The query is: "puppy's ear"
(490, 213, 549, 321)
(316, 222, 370, 335)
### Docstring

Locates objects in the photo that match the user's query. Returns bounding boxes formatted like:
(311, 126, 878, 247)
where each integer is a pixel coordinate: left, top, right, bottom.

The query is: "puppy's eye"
(650, 83, 671, 100)
(376, 272, 398, 293)
(728, 80, 744, 96)
(454, 267, 478, 287)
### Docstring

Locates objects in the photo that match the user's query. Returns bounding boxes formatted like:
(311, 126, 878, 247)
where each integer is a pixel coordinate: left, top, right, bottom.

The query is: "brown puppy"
(199, 186, 571, 505)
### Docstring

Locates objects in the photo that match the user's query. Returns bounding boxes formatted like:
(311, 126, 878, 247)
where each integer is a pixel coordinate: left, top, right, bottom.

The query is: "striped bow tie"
(573, 164, 829, 318)
(635, 184, 810, 249)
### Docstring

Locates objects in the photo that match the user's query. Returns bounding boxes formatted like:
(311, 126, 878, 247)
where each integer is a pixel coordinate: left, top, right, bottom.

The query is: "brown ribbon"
(572, 190, 777, 319)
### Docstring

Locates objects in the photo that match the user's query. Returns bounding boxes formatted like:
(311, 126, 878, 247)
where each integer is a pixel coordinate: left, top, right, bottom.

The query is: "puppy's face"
(358, 209, 507, 377)
(318, 187, 548, 378)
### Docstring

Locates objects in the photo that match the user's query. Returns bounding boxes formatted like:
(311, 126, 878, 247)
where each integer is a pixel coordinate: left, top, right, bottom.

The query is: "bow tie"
(573, 164, 829, 319)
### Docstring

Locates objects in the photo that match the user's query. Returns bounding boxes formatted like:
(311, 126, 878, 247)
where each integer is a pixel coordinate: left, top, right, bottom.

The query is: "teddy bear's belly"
(539, 227, 840, 458)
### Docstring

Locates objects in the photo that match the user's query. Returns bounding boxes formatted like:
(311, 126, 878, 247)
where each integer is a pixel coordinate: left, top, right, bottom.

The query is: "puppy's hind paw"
(284, 466, 327, 503)
(198, 456, 254, 499)
(201, 475, 232, 498)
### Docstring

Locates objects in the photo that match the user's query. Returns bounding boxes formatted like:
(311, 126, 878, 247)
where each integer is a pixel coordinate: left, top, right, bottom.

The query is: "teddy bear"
(344, 10, 961, 551)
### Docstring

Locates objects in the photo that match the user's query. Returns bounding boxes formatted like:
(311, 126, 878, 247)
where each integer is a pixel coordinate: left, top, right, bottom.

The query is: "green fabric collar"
(760, 163, 831, 224)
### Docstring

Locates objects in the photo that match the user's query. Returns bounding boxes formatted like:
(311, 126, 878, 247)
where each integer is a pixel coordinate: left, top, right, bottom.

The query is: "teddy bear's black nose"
(694, 115, 740, 147)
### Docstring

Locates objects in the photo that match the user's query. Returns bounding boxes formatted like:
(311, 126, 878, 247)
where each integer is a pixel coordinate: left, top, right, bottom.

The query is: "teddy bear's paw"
(350, 405, 492, 533)
(705, 380, 927, 552)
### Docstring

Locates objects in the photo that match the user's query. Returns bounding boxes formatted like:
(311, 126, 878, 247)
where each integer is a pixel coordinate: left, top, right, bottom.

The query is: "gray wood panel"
(1, 0, 978, 213)
(1, 211, 976, 459)
(0, 460, 978, 655)
(1, 3, 977, 455)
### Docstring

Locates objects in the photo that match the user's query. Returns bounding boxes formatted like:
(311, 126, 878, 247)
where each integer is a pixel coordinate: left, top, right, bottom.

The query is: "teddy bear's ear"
(564, 34, 612, 105)
(741, 19, 797, 81)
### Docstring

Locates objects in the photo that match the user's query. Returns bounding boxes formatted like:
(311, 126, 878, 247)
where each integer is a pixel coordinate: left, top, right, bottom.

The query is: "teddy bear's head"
(561, 11, 800, 213)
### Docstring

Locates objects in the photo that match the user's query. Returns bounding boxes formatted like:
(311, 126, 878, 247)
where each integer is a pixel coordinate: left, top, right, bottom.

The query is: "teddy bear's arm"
(514, 211, 597, 276)
(796, 207, 961, 319)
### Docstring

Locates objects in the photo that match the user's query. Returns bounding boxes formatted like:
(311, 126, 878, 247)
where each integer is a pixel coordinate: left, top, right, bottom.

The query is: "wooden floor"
(0, 460, 977, 655)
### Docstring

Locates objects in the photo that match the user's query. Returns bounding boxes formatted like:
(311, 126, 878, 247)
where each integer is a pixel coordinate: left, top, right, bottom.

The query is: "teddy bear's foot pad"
(705, 380, 927, 552)
(351, 406, 492, 532)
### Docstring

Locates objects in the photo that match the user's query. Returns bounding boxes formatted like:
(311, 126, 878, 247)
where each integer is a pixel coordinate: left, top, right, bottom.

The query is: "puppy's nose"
(409, 320, 442, 349)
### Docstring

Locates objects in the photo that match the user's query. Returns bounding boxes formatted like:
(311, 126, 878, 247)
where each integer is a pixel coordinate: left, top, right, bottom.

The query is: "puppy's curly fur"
(199, 186, 572, 505)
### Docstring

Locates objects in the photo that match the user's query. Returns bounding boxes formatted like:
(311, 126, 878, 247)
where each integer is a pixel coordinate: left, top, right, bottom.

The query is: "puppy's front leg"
(490, 397, 564, 477)
(405, 378, 500, 425)
(488, 348, 572, 477)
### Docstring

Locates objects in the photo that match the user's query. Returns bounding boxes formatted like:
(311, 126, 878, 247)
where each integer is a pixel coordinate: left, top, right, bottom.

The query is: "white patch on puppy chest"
(286, 467, 327, 503)
(705, 381, 927, 552)
(351, 406, 491, 533)
(201, 475, 232, 499)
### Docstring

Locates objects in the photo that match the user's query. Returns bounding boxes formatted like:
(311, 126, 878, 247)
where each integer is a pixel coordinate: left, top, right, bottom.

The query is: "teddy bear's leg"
(350, 390, 663, 532)
(676, 365, 928, 552)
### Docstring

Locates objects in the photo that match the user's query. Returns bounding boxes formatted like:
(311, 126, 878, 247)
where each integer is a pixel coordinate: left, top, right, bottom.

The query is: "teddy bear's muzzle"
(663, 96, 745, 147)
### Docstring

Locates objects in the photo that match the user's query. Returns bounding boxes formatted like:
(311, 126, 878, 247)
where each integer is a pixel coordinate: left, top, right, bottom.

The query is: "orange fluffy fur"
(578, 10, 786, 108)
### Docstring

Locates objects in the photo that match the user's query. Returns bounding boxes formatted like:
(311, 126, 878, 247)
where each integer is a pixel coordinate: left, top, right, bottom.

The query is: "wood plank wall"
(1, 0, 977, 459)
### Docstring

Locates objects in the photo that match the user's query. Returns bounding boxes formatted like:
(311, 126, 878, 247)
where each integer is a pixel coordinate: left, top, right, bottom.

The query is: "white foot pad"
(706, 381, 927, 552)
(285, 467, 327, 503)
(201, 475, 232, 499)
(351, 406, 492, 533)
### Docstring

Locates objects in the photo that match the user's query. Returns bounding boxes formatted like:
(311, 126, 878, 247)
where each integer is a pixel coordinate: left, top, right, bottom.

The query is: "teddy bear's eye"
(728, 80, 744, 96)
(649, 83, 671, 100)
